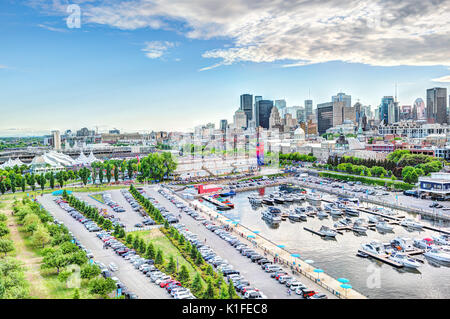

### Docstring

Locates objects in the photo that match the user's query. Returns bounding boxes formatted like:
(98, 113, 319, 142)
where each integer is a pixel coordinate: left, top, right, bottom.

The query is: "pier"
(357, 248, 425, 268)
(201, 195, 231, 210)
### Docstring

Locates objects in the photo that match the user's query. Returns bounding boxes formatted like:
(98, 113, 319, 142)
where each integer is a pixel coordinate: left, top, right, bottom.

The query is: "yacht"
(284, 195, 294, 203)
(273, 195, 285, 204)
(360, 241, 386, 255)
(424, 248, 450, 263)
(368, 215, 384, 224)
(261, 207, 282, 225)
(248, 196, 263, 205)
(391, 237, 416, 252)
(413, 238, 434, 250)
(323, 203, 336, 211)
(400, 218, 423, 230)
(262, 196, 274, 206)
(329, 209, 344, 217)
(319, 226, 337, 238)
(317, 210, 329, 219)
(288, 211, 301, 222)
(372, 207, 397, 216)
(292, 194, 306, 202)
(433, 235, 450, 246)
(306, 193, 322, 205)
(376, 221, 394, 232)
(334, 217, 353, 227)
(345, 207, 360, 217)
(388, 252, 421, 269)
(352, 221, 368, 234)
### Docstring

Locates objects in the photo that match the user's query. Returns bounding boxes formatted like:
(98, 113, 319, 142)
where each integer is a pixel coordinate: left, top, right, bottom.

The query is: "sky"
(1, 0, 450, 136)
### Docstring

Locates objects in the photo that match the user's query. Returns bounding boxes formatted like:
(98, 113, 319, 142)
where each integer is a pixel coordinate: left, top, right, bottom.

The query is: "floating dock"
(304, 226, 343, 236)
(201, 195, 232, 210)
(357, 248, 425, 268)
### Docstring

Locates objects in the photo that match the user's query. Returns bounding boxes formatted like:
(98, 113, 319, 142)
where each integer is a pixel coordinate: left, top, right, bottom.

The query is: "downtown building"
(426, 87, 447, 124)
(240, 94, 253, 127)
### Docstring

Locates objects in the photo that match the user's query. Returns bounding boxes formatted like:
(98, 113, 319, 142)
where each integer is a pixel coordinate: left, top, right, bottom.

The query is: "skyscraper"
(240, 94, 253, 127)
(274, 99, 287, 111)
(332, 92, 351, 108)
(233, 110, 247, 129)
(305, 100, 313, 118)
(379, 96, 394, 125)
(220, 119, 228, 130)
(427, 88, 447, 124)
(52, 130, 61, 151)
(317, 102, 333, 134)
(255, 100, 274, 129)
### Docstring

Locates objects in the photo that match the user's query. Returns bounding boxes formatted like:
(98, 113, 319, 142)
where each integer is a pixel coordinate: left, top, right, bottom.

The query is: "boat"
(413, 238, 434, 250)
(317, 211, 328, 219)
(376, 221, 394, 232)
(262, 209, 282, 225)
(400, 218, 423, 230)
(248, 195, 263, 205)
(329, 209, 343, 217)
(372, 207, 398, 216)
(262, 196, 274, 205)
(334, 217, 353, 227)
(298, 212, 307, 221)
(345, 207, 360, 217)
(352, 223, 367, 234)
(284, 195, 294, 203)
(391, 237, 416, 252)
(433, 235, 450, 246)
(388, 252, 421, 268)
(368, 215, 384, 224)
(361, 241, 386, 255)
(356, 251, 369, 258)
(318, 225, 337, 237)
(288, 212, 301, 222)
(273, 196, 285, 204)
(424, 248, 450, 263)
(323, 203, 336, 211)
(220, 190, 236, 197)
(306, 193, 321, 205)
(291, 194, 305, 202)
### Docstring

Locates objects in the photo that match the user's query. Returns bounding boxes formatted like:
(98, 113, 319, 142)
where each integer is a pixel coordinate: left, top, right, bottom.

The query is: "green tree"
(89, 277, 116, 298)
(167, 256, 176, 274)
(72, 288, 80, 299)
(203, 279, 215, 299)
(31, 225, 52, 248)
(155, 249, 163, 265)
(0, 239, 14, 257)
(0, 223, 10, 238)
(145, 242, 155, 260)
(228, 281, 237, 299)
(191, 273, 203, 295)
(178, 264, 190, 285)
(81, 264, 101, 279)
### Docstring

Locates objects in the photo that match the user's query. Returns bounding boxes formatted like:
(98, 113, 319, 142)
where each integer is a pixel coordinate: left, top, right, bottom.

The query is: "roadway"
(38, 194, 170, 299)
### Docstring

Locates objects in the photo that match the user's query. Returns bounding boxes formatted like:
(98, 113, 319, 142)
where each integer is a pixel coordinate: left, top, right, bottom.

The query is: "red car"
(159, 279, 176, 288)
(242, 287, 259, 294)
(275, 273, 287, 280)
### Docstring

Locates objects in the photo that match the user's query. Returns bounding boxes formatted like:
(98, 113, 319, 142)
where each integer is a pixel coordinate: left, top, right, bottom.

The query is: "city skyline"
(2, 0, 450, 136)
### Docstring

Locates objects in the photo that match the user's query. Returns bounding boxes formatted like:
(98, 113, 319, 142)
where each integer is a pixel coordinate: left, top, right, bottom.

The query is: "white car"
(289, 282, 306, 291)
(174, 291, 195, 299)
(155, 275, 171, 285)
(108, 262, 118, 272)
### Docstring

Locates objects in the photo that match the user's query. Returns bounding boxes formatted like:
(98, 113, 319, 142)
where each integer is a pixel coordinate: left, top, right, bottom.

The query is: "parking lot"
(38, 194, 170, 299)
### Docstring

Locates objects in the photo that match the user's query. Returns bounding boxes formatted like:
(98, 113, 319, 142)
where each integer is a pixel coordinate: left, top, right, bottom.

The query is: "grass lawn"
(130, 228, 204, 282)
(89, 193, 105, 203)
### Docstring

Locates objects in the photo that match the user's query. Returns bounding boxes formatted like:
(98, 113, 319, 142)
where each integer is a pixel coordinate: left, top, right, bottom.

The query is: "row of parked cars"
(120, 189, 156, 227)
(158, 188, 266, 299)
(228, 176, 285, 190)
(102, 193, 126, 212)
(55, 198, 103, 233)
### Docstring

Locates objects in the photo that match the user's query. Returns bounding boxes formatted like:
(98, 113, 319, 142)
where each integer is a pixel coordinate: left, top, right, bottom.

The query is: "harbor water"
(204, 186, 450, 299)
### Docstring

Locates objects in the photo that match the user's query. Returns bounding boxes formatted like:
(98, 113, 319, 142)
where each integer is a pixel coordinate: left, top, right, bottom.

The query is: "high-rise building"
(296, 107, 306, 123)
(414, 98, 426, 120)
(52, 130, 61, 151)
(274, 99, 287, 111)
(233, 110, 247, 129)
(317, 102, 334, 134)
(305, 100, 313, 118)
(427, 88, 447, 124)
(220, 119, 228, 130)
(255, 100, 274, 129)
(379, 96, 394, 125)
(332, 92, 351, 108)
(269, 107, 282, 129)
(240, 94, 253, 127)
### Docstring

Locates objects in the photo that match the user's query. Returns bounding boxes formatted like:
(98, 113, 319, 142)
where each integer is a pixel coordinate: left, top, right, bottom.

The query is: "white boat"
(317, 211, 328, 219)
(292, 194, 305, 202)
(391, 237, 416, 252)
(368, 215, 384, 224)
(400, 218, 423, 230)
(433, 235, 450, 246)
(288, 212, 301, 222)
(319, 226, 337, 237)
(306, 193, 321, 205)
(372, 207, 397, 216)
(424, 248, 450, 263)
(345, 208, 360, 217)
(248, 196, 263, 205)
(413, 238, 434, 250)
(388, 252, 421, 268)
(376, 221, 394, 232)
(262, 196, 274, 205)
(284, 195, 294, 203)
(329, 209, 343, 217)
(352, 223, 368, 234)
(262, 207, 282, 224)
(334, 217, 353, 227)
(361, 241, 386, 255)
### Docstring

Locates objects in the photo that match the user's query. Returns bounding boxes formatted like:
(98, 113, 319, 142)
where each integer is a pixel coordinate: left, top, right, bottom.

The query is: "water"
(205, 187, 450, 299)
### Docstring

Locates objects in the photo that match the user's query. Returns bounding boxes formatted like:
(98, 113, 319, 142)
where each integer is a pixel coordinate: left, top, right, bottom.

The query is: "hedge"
(318, 172, 415, 190)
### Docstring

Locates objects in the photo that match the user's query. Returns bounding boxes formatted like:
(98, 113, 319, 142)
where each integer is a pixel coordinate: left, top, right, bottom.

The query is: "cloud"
(0, 65, 7, 69)
(141, 41, 176, 59)
(431, 75, 450, 83)
(38, 23, 68, 32)
(28, 0, 450, 69)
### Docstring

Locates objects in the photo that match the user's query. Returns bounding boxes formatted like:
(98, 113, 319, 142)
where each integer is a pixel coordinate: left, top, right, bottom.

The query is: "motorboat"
(391, 237, 416, 252)
(400, 218, 423, 230)
(345, 207, 360, 217)
(262, 196, 274, 205)
(261, 208, 282, 224)
(273, 196, 285, 204)
(248, 196, 263, 205)
(352, 222, 368, 234)
(368, 215, 384, 224)
(372, 207, 398, 216)
(291, 194, 306, 202)
(294, 207, 306, 214)
(334, 217, 353, 227)
(424, 248, 450, 263)
(388, 252, 421, 269)
(413, 238, 434, 250)
(306, 193, 322, 205)
(317, 211, 328, 219)
(329, 209, 343, 217)
(284, 195, 294, 203)
(360, 241, 386, 255)
(288, 212, 301, 222)
(298, 212, 307, 221)
(432, 235, 450, 246)
(376, 221, 394, 232)
(323, 203, 336, 211)
(319, 226, 337, 238)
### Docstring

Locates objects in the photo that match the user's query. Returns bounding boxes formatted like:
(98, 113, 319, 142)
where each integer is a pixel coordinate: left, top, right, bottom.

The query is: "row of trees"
(12, 198, 116, 298)
(279, 152, 317, 163)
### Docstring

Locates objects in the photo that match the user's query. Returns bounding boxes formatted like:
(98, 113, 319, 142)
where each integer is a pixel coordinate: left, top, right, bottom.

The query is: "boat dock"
(201, 195, 231, 210)
(304, 227, 343, 236)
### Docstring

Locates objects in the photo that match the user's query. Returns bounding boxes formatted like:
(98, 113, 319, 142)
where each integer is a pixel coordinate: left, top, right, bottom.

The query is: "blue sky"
(1, 0, 450, 136)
